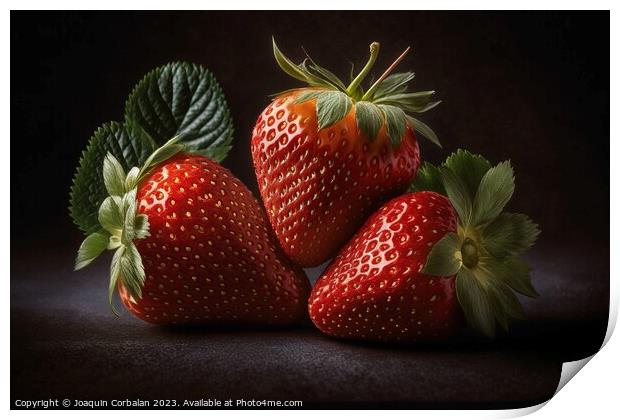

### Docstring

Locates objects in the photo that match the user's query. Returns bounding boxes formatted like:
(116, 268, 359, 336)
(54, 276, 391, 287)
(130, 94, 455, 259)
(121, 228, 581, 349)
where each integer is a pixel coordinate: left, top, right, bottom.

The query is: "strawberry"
(75, 138, 310, 325)
(309, 150, 540, 341)
(251, 40, 441, 267)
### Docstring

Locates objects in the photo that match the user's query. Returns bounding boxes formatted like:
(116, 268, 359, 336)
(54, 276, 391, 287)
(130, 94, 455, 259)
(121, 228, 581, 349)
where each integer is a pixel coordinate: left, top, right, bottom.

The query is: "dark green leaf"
(497, 257, 539, 298)
(422, 232, 462, 276)
(316, 91, 352, 129)
(355, 101, 384, 140)
(440, 167, 473, 225)
(456, 268, 495, 337)
(405, 115, 441, 147)
(69, 122, 156, 234)
(443, 150, 491, 200)
(303, 58, 347, 91)
(124, 62, 234, 160)
(409, 162, 446, 194)
(75, 230, 111, 270)
(483, 213, 540, 258)
(472, 161, 515, 226)
(374, 91, 438, 113)
(378, 104, 407, 146)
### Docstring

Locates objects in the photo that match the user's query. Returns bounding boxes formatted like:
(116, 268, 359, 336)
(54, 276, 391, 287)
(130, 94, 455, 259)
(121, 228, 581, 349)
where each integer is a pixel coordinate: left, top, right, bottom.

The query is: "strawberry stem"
(361, 46, 411, 101)
(346, 42, 380, 98)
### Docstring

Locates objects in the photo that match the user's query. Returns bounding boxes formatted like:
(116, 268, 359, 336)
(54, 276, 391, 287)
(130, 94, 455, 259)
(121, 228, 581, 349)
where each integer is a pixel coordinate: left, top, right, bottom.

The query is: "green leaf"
(102, 153, 127, 197)
(124, 167, 140, 191)
(272, 38, 315, 84)
(109, 245, 124, 315)
(316, 91, 352, 130)
(355, 101, 384, 140)
(75, 230, 111, 270)
(409, 162, 446, 194)
(133, 214, 150, 239)
(422, 232, 462, 276)
(443, 149, 491, 200)
(302, 58, 347, 91)
(137, 135, 184, 181)
(121, 189, 138, 244)
(69, 122, 156, 234)
(456, 268, 495, 337)
(374, 91, 439, 113)
(405, 115, 441, 147)
(483, 213, 540, 259)
(472, 161, 515, 226)
(378, 104, 407, 146)
(294, 90, 323, 104)
(98, 196, 125, 233)
(440, 167, 472, 225)
(488, 278, 526, 323)
(124, 62, 233, 160)
(373, 72, 415, 99)
(118, 242, 145, 300)
(498, 257, 539, 298)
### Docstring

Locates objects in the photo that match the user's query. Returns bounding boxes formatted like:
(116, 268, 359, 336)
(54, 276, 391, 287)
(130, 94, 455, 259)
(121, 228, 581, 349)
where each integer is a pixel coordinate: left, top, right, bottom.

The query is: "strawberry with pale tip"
(309, 150, 540, 341)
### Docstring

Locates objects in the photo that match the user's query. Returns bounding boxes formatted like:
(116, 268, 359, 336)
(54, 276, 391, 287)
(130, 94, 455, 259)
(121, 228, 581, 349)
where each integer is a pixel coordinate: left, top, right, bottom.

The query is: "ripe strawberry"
(251, 40, 442, 267)
(75, 138, 310, 325)
(309, 150, 540, 341)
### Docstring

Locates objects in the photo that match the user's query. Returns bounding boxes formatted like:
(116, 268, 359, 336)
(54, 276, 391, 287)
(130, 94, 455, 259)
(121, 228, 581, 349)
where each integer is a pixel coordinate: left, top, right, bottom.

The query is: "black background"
(10, 11, 610, 408)
(11, 11, 609, 247)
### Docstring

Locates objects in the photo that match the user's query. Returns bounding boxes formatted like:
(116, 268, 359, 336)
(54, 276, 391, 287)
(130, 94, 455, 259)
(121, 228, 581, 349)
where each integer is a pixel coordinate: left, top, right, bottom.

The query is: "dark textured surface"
(10, 240, 608, 408)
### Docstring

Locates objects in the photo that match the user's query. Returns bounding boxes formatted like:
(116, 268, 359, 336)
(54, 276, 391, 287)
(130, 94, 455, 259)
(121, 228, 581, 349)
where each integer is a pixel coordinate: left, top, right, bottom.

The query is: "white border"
(4, 2, 616, 419)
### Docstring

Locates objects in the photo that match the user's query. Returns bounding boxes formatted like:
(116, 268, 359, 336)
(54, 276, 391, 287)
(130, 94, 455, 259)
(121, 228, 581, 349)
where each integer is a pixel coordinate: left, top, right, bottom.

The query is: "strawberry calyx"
(410, 149, 540, 337)
(74, 137, 185, 314)
(272, 38, 441, 147)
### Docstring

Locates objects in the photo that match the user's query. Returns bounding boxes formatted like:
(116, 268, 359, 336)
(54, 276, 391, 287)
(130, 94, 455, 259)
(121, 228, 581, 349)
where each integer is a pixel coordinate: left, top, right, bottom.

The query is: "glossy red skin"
(118, 154, 311, 325)
(251, 90, 421, 267)
(309, 191, 464, 342)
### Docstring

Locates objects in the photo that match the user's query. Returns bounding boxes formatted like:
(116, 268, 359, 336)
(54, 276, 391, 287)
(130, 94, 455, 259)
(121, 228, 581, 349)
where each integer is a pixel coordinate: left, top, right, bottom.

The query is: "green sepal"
(405, 115, 441, 148)
(443, 150, 491, 200)
(440, 167, 472, 225)
(75, 230, 111, 270)
(409, 162, 446, 195)
(378, 104, 407, 146)
(74, 136, 185, 314)
(483, 213, 540, 259)
(471, 161, 515, 227)
(372, 72, 415, 99)
(316, 91, 352, 130)
(374, 91, 440, 113)
(456, 268, 495, 338)
(497, 257, 539, 298)
(295, 90, 324, 104)
(421, 232, 462, 276)
(355, 101, 384, 140)
(124, 62, 233, 160)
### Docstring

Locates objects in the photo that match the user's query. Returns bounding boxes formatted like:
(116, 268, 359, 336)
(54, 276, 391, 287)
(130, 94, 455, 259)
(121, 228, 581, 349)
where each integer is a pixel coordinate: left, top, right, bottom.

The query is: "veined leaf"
(374, 91, 438, 113)
(102, 153, 126, 197)
(440, 167, 473, 225)
(443, 150, 491, 201)
(422, 232, 462, 276)
(409, 162, 446, 194)
(472, 161, 515, 226)
(124, 62, 234, 160)
(373, 72, 415, 99)
(497, 257, 538, 298)
(355, 101, 384, 140)
(75, 230, 111, 270)
(456, 268, 495, 337)
(69, 121, 155, 234)
(482, 212, 540, 258)
(405, 115, 441, 147)
(378, 104, 407, 146)
(316, 91, 352, 130)
(295, 90, 324, 104)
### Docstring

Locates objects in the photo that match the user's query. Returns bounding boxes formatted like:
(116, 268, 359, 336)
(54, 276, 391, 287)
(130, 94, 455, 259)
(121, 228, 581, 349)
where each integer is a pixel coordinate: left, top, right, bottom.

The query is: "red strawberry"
(75, 139, 310, 325)
(251, 40, 441, 267)
(309, 151, 540, 341)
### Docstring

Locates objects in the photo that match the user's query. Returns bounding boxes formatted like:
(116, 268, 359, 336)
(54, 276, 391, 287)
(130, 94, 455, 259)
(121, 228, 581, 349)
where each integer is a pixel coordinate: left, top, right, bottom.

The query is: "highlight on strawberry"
(251, 39, 442, 267)
(309, 150, 539, 341)
(69, 62, 310, 325)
